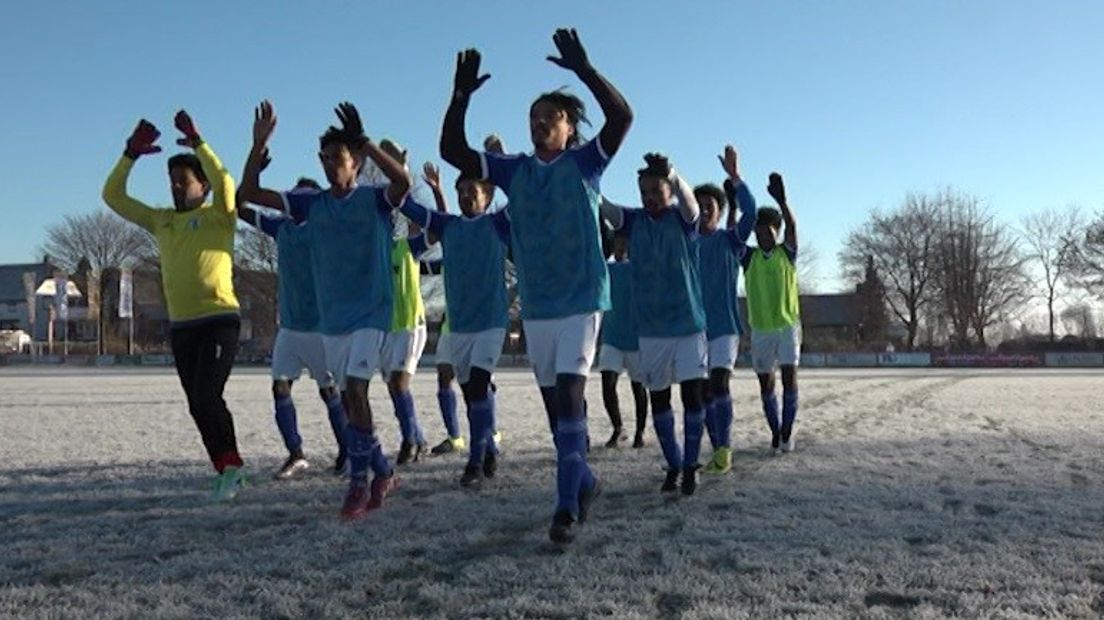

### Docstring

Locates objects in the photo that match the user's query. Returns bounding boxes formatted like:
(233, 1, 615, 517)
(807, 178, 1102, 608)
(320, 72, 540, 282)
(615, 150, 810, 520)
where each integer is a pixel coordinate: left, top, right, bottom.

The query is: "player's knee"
(437, 366, 454, 389)
(680, 379, 705, 411)
(649, 388, 672, 413)
(554, 373, 587, 418)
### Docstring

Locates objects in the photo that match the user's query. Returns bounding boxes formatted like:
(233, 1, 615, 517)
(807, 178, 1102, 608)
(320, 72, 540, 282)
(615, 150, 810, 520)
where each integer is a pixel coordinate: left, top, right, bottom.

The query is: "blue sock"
(782, 388, 799, 431)
(487, 389, 499, 455)
(323, 391, 348, 451)
(653, 409, 683, 471)
(703, 398, 719, 450)
(682, 409, 706, 468)
(467, 398, 493, 468)
(555, 417, 593, 518)
(716, 396, 734, 448)
(437, 388, 460, 439)
(274, 394, 302, 454)
(762, 392, 780, 434)
(343, 424, 378, 482)
(391, 390, 416, 444)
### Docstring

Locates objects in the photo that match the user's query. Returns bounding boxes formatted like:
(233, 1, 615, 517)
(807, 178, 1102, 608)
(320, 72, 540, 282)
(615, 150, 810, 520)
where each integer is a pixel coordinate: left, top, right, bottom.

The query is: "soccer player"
(596, 230, 649, 448)
(440, 28, 632, 544)
(743, 173, 801, 454)
(400, 158, 510, 488)
(237, 164, 350, 480)
(370, 140, 430, 466)
(602, 154, 707, 496)
(696, 146, 757, 475)
(239, 101, 411, 519)
(102, 111, 246, 500)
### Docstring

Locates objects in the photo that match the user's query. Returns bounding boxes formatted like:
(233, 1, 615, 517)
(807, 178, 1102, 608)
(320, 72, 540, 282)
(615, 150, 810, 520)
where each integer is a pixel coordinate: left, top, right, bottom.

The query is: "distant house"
(737, 293, 863, 351)
(0, 259, 63, 341)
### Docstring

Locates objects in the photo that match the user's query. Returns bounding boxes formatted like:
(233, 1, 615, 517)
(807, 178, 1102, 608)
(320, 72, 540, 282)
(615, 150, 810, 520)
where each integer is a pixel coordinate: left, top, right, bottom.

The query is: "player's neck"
(534, 146, 565, 163)
(329, 181, 357, 199)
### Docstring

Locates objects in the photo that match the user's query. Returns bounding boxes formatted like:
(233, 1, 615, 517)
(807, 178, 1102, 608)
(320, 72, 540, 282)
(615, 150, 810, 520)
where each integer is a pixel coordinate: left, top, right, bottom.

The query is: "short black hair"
(756, 207, 782, 229)
(295, 177, 321, 190)
(167, 153, 207, 184)
(636, 155, 672, 182)
(319, 127, 366, 153)
(693, 183, 727, 208)
(454, 173, 494, 192)
(532, 89, 590, 147)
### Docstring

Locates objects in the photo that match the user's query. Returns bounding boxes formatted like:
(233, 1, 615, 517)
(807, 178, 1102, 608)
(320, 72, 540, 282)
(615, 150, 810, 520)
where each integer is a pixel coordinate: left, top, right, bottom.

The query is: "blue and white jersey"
(600, 259, 638, 352)
(696, 180, 757, 339)
(620, 207, 705, 338)
(259, 213, 319, 333)
(401, 197, 510, 333)
(481, 138, 610, 320)
(284, 185, 395, 335)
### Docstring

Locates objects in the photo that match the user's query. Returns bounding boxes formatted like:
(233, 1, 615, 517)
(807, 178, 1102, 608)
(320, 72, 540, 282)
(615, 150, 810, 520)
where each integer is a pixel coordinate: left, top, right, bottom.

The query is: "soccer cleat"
(702, 447, 732, 475)
(212, 467, 246, 502)
(604, 427, 626, 448)
(492, 431, 502, 446)
(482, 451, 498, 479)
(661, 469, 680, 493)
(681, 465, 700, 496)
(632, 433, 645, 449)
(578, 479, 601, 524)
(548, 510, 576, 545)
(430, 436, 466, 456)
(333, 450, 349, 476)
(396, 442, 426, 465)
(780, 426, 796, 453)
(340, 480, 370, 520)
(459, 464, 482, 488)
(274, 454, 310, 480)
(771, 432, 781, 456)
(366, 473, 400, 511)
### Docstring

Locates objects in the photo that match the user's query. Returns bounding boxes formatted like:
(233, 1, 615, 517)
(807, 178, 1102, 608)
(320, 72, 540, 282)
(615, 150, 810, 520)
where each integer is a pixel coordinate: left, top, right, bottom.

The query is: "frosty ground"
(1, 366, 1103, 619)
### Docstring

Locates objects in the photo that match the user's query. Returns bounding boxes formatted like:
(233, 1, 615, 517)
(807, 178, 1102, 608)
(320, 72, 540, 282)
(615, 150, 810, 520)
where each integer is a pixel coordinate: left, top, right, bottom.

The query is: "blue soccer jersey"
(259, 213, 319, 333)
(696, 180, 757, 339)
(284, 185, 395, 335)
(620, 208, 706, 338)
(401, 197, 510, 333)
(600, 259, 638, 351)
(481, 139, 610, 320)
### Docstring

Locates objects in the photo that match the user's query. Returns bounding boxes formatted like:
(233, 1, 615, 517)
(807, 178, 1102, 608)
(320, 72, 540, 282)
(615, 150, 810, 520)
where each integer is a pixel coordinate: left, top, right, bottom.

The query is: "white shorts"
(271, 328, 332, 386)
(596, 344, 644, 384)
(380, 325, 428, 377)
(638, 332, 709, 391)
(449, 328, 505, 384)
(708, 334, 740, 371)
(750, 325, 802, 374)
(523, 312, 602, 387)
(322, 328, 385, 389)
(435, 330, 454, 366)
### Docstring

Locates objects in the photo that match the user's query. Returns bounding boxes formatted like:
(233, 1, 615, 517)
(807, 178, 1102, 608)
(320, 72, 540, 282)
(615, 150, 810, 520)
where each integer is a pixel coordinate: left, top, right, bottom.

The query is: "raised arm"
(334, 102, 412, 206)
(440, 49, 490, 178)
(102, 119, 162, 232)
(669, 167, 699, 225)
(422, 162, 450, 213)
(174, 110, 235, 218)
(769, 172, 797, 250)
(718, 145, 756, 243)
(238, 100, 286, 211)
(547, 29, 633, 157)
(236, 148, 272, 226)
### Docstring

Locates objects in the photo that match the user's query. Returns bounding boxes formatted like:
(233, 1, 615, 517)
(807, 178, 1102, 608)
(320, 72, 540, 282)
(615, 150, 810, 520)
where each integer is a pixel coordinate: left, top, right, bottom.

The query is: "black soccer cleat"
(661, 469, 680, 493)
(459, 464, 482, 488)
(681, 465, 700, 496)
(549, 510, 576, 545)
(482, 451, 498, 479)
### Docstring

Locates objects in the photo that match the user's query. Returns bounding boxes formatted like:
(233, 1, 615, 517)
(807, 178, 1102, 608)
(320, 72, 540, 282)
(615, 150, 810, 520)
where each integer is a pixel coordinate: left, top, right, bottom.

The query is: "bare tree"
(40, 211, 156, 273)
(933, 190, 1029, 349)
(839, 194, 939, 350)
(1065, 211, 1104, 297)
(1060, 302, 1098, 339)
(1020, 207, 1082, 342)
(795, 241, 821, 294)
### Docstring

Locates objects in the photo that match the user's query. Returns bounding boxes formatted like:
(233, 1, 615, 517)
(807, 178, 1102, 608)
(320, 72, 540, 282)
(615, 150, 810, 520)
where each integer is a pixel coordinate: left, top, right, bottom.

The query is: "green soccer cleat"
(430, 436, 466, 456)
(702, 447, 733, 475)
(212, 467, 246, 502)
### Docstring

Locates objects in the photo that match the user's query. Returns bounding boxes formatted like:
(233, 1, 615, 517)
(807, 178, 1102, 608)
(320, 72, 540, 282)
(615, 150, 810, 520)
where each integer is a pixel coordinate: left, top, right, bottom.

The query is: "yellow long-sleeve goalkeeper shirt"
(102, 142, 239, 324)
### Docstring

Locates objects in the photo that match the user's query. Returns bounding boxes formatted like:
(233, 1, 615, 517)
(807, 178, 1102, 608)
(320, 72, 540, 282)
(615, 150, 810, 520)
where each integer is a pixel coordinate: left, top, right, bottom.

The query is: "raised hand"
(767, 173, 787, 206)
(125, 119, 162, 159)
(483, 133, 505, 155)
(546, 28, 591, 73)
(454, 49, 491, 97)
(642, 152, 672, 179)
(334, 101, 365, 138)
(422, 162, 441, 190)
(258, 148, 272, 172)
(253, 100, 277, 147)
(174, 110, 202, 148)
(718, 145, 740, 180)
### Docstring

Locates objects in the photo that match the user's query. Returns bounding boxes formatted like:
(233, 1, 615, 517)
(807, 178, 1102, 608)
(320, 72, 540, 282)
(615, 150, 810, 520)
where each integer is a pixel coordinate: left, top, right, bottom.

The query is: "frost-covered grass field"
(2, 366, 1104, 619)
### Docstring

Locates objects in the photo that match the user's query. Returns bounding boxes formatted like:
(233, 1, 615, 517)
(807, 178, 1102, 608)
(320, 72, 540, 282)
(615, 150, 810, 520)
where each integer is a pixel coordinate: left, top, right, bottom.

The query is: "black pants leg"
(171, 317, 241, 469)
